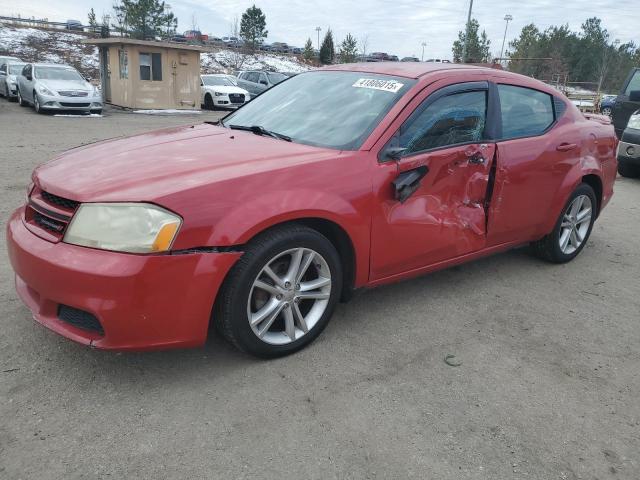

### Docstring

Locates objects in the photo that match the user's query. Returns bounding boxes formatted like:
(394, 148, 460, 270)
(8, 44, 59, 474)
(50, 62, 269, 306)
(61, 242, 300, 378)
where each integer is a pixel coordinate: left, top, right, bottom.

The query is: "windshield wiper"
(228, 124, 291, 142)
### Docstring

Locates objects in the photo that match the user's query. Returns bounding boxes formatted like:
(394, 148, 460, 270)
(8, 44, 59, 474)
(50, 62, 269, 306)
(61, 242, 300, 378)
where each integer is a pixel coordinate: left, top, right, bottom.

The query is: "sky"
(1, 0, 638, 60)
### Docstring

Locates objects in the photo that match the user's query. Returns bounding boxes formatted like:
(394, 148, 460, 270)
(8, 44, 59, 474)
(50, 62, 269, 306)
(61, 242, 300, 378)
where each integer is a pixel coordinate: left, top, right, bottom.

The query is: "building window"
(118, 49, 128, 79)
(139, 52, 162, 81)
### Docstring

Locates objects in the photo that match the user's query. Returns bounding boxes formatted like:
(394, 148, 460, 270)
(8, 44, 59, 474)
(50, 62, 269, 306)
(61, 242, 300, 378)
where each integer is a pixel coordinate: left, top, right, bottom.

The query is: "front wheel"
(204, 94, 215, 110)
(531, 183, 597, 263)
(601, 107, 612, 117)
(216, 225, 343, 357)
(34, 93, 42, 113)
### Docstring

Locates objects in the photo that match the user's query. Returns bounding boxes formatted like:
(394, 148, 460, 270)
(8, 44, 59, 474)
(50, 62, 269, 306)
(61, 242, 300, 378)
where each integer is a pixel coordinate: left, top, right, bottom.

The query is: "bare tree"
(359, 34, 369, 58)
(224, 16, 247, 71)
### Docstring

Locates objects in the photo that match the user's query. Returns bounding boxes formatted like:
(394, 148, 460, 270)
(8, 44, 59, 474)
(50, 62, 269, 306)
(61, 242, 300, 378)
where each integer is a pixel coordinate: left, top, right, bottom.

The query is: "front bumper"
(617, 128, 640, 167)
(6, 207, 241, 350)
(7, 84, 18, 98)
(38, 92, 103, 111)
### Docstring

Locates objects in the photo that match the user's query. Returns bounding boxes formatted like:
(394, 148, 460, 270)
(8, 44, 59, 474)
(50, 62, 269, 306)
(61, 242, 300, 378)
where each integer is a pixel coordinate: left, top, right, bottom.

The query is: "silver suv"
(17, 63, 103, 114)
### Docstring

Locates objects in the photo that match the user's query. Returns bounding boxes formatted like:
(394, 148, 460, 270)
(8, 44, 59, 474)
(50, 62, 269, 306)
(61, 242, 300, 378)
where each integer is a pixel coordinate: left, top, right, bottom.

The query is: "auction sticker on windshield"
(352, 78, 404, 93)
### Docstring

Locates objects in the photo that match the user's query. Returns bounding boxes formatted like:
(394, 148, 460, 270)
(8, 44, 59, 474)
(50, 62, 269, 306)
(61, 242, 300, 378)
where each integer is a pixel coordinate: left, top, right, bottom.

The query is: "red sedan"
(7, 63, 618, 357)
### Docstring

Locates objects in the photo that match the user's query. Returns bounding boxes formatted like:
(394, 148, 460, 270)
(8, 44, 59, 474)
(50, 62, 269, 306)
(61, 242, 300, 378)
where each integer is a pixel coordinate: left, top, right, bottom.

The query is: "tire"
(618, 162, 639, 178)
(215, 224, 343, 358)
(204, 93, 214, 110)
(17, 89, 27, 107)
(33, 92, 42, 113)
(91, 109, 103, 115)
(601, 107, 612, 117)
(531, 183, 597, 263)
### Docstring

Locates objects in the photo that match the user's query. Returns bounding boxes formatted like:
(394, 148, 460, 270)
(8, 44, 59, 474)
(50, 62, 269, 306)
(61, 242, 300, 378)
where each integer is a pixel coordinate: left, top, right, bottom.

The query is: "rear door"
(370, 81, 498, 280)
(613, 68, 640, 136)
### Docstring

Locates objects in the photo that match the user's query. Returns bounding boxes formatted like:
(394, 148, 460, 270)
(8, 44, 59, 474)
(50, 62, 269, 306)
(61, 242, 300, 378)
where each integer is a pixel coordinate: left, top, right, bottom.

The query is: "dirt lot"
(0, 100, 639, 479)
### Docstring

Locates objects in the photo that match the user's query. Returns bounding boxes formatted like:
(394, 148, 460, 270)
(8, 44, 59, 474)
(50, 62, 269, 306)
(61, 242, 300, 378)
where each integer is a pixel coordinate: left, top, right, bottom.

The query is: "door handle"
(556, 143, 577, 152)
(468, 152, 485, 164)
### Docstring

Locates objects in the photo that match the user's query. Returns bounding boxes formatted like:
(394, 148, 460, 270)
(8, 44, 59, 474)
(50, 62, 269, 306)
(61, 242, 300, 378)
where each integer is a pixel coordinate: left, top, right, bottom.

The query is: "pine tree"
(319, 29, 335, 65)
(452, 18, 491, 63)
(303, 38, 315, 61)
(88, 8, 98, 28)
(240, 4, 268, 52)
(112, 0, 177, 40)
(339, 33, 358, 63)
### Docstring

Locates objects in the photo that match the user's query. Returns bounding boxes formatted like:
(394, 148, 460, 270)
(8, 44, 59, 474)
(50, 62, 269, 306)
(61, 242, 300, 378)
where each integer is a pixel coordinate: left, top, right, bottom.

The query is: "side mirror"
(629, 90, 640, 102)
(26, 74, 32, 81)
(384, 147, 407, 160)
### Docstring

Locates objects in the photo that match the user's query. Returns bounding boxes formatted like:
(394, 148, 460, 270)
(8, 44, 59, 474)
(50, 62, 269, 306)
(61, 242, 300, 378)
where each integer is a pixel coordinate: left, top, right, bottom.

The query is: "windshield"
(9, 64, 26, 74)
(203, 76, 235, 87)
(267, 72, 288, 84)
(35, 67, 84, 81)
(223, 71, 414, 150)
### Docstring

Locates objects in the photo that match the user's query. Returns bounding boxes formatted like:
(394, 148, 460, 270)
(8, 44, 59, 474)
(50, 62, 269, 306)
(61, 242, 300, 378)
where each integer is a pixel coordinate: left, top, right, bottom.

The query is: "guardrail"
(0, 15, 101, 34)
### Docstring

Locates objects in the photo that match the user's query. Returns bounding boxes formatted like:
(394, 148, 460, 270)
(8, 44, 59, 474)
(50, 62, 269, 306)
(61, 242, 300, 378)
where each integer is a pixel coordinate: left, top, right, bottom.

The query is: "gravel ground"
(0, 100, 639, 480)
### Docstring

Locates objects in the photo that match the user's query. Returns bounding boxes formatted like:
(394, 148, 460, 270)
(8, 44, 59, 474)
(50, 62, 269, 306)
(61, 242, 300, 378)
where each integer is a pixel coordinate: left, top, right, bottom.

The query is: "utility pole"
(499, 14, 513, 67)
(461, 0, 474, 63)
(315, 26, 322, 51)
(421, 42, 426, 61)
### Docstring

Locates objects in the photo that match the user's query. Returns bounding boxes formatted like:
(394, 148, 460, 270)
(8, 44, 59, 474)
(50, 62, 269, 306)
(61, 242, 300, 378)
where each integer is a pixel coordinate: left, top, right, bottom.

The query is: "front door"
(370, 81, 497, 280)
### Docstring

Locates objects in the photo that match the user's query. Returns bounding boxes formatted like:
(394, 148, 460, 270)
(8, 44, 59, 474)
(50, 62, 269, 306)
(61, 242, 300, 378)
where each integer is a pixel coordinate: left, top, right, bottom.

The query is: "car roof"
(320, 61, 493, 79)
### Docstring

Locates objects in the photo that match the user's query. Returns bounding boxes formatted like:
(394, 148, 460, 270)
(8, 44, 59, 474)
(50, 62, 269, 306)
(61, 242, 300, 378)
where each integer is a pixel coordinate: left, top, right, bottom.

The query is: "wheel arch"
(581, 173, 603, 217)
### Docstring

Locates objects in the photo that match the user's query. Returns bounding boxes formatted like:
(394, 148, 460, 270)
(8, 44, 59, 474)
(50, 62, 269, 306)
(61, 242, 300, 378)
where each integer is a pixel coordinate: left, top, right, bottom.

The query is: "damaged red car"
(7, 63, 618, 357)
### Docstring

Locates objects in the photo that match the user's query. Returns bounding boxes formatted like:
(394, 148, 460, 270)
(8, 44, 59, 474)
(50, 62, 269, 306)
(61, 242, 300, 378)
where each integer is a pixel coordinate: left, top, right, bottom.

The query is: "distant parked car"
(17, 63, 103, 114)
(369, 52, 389, 62)
(0, 61, 27, 100)
(271, 42, 290, 53)
(260, 43, 272, 51)
(170, 34, 187, 43)
(617, 109, 640, 178)
(291, 47, 303, 55)
(600, 94, 616, 116)
(401, 57, 420, 62)
(388, 55, 399, 62)
(201, 74, 250, 110)
(612, 68, 640, 138)
(66, 20, 83, 31)
(236, 70, 289, 96)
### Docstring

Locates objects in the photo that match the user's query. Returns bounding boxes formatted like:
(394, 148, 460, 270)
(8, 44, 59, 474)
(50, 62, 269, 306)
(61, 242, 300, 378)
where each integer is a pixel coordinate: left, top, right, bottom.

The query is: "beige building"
(83, 38, 206, 110)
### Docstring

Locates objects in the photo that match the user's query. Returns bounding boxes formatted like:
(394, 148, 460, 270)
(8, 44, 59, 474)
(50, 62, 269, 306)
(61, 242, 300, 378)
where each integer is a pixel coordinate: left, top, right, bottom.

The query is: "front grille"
(60, 102, 91, 107)
(229, 93, 245, 104)
(33, 211, 66, 233)
(58, 305, 104, 335)
(58, 90, 89, 97)
(41, 190, 79, 211)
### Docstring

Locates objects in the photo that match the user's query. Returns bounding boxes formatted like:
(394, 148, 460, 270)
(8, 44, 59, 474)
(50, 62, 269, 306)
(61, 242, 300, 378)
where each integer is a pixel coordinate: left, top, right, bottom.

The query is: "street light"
(499, 14, 513, 65)
(421, 42, 426, 62)
(315, 26, 322, 51)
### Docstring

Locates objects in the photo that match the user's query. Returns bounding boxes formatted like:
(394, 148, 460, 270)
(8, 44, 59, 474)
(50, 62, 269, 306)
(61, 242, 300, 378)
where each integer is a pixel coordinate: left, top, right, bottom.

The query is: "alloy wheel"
(601, 107, 612, 117)
(247, 247, 332, 345)
(559, 194, 592, 255)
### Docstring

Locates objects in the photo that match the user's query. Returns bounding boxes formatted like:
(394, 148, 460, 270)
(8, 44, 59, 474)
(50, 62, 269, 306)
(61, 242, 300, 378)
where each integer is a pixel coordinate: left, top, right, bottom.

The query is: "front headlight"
(627, 113, 640, 130)
(37, 85, 55, 96)
(64, 203, 182, 254)
(214, 91, 225, 96)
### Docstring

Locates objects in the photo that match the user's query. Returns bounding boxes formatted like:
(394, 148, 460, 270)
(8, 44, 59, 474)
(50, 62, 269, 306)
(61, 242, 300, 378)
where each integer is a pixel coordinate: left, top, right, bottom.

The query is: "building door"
(100, 47, 111, 102)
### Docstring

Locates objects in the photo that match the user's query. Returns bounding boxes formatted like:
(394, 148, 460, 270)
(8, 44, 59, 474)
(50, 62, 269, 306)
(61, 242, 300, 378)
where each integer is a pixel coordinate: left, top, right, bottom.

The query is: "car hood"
(204, 85, 248, 95)
(38, 79, 91, 92)
(34, 124, 337, 203)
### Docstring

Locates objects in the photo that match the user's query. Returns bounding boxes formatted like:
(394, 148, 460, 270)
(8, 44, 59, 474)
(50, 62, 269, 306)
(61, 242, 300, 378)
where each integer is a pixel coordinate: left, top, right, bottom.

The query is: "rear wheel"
(618, 162, 640, 178)
(17, 89, 27, 107)
(216, 225, 343, 357)
(531, 184, 597, 263)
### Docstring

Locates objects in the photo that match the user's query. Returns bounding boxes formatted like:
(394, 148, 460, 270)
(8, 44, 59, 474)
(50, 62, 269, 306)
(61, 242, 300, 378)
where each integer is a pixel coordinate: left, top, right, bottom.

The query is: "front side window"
(119, 50, 128, 79)
(398, 90, 487, 154)
(267, 72, 288, 84)
(224, 71, 414, 150)
(22, 65, 31, 77)
(624, 70, 640, 96)
(139, 52, 162, 81)
(498, 84, 554, 139)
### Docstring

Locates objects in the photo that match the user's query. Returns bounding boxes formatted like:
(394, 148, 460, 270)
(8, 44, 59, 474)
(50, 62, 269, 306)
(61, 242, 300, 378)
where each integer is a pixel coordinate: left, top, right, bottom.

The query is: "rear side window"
(498, 85, 554, 139)
(399, 90, 487, 153)
(624, 70, 640, 95)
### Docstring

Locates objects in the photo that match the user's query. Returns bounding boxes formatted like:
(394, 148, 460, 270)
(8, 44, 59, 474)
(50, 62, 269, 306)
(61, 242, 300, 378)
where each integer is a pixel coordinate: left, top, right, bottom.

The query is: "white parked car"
(17, 63, 103, 114)
(0, 61, 27, 100)
(201, 74, 250, 110)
